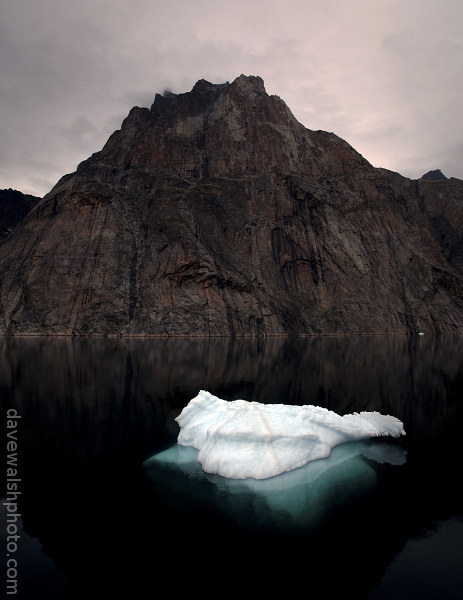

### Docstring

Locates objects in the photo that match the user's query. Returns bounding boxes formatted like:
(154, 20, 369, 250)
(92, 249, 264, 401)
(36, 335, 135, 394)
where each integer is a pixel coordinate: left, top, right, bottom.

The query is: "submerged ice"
(144, 438, 406, 531)
(176, 390, 406, 479)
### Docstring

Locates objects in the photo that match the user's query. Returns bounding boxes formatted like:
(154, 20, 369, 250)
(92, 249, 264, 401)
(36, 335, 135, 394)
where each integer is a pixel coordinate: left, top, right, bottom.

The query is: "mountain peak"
(421, 169, 447, 181)
(191, 79, 230, 94)
(230, 74, 266, 94)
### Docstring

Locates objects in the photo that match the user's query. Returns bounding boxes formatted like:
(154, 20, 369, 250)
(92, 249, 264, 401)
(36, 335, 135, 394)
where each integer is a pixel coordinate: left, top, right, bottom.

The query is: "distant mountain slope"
(0, 75, 462, 335)
(0, 188, 40, 238)
(421, 169, 448, 181)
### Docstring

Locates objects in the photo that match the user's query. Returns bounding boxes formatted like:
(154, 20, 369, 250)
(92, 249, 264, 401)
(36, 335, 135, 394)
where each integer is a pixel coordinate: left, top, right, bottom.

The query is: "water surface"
(1, 335, 462, 598)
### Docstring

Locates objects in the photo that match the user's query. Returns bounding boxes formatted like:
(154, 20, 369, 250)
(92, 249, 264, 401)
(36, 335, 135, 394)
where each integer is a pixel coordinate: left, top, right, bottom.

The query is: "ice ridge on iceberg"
(176, 390, 406, 479)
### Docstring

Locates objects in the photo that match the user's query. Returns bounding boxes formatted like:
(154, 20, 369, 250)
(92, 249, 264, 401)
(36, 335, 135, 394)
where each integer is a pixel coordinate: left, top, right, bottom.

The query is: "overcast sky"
(1, 0, 462, 197)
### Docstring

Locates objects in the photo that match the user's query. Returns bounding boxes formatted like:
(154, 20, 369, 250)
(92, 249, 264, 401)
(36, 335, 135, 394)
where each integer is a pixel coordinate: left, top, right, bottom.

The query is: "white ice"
(176, 390, 406, 479)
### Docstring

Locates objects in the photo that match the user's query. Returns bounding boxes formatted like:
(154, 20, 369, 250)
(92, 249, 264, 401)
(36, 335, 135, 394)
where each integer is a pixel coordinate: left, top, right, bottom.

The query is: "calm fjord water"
(1, 335, 462, 598)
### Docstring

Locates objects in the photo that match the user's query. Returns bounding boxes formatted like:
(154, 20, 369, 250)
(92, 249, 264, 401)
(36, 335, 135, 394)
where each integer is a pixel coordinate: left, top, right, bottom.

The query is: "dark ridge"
(0, 188, 41, 238)
(421, 169, 447, 181)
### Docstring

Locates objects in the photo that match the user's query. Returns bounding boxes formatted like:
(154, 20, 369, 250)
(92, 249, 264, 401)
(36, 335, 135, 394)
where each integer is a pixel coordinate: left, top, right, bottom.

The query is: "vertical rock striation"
(1, 74, 463, 335)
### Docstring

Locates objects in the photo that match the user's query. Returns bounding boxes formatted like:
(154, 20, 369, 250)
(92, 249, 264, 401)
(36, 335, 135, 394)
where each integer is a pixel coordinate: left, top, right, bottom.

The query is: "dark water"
(1, 335, 462, 599)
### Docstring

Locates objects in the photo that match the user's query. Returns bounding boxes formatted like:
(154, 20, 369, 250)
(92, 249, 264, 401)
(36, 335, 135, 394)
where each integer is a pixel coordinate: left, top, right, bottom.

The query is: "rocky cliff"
(1, 74, 463, 335)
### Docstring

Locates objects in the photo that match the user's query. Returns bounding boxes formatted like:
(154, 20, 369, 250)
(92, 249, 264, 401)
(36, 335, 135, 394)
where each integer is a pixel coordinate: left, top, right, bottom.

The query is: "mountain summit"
(1, 75, 463, 335)
(421, 169, 448, 181)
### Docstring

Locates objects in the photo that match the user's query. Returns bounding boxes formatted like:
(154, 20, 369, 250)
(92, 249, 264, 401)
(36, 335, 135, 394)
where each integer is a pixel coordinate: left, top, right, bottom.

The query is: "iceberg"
(175, 390, 406, 479)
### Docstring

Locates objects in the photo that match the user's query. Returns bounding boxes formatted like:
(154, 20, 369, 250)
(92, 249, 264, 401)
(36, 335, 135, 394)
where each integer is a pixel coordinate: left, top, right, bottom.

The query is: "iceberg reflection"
(144, 440, 406, 532)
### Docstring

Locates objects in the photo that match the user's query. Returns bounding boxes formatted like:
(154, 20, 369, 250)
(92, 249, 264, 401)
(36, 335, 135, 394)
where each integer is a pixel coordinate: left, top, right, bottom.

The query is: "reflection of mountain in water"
(1, 334, 462, 463)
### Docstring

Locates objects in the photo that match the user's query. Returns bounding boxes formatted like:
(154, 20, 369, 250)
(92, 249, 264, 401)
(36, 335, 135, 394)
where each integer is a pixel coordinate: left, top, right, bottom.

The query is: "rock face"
(1, 74, 463, 335)
(0, 189, 40, 238)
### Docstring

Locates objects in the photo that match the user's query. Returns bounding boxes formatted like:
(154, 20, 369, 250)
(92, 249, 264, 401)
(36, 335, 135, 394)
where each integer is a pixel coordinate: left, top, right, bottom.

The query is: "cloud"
(1, 0, 462, 196)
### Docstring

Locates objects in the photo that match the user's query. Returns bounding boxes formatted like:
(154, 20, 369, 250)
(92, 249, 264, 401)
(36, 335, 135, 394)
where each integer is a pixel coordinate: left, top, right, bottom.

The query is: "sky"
(1, 0, 462, 197)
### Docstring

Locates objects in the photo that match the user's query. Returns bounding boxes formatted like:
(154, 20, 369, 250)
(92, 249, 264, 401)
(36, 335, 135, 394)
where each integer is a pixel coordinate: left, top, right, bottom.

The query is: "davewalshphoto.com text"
(4, 408, 21, 595)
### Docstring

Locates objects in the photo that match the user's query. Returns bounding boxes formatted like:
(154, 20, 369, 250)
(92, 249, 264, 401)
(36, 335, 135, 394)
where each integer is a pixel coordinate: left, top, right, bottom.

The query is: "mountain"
(1, 74, 463, 336)
(421, 169, 448, 181)
(0, 188, 41, 238)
